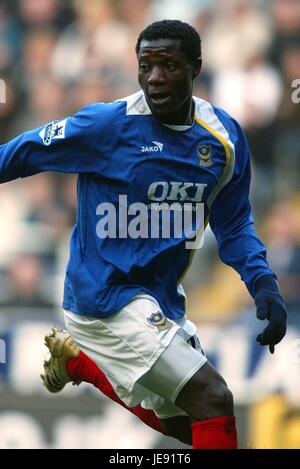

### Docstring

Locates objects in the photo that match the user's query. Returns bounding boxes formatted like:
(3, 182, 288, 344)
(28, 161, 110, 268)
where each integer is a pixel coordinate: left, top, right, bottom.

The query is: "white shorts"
(64, 294, 207, 419)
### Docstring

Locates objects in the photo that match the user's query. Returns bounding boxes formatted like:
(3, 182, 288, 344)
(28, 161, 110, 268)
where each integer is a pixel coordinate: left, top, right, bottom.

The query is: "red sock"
(66, 351, 164, 435)
(191, 416, 237, 449)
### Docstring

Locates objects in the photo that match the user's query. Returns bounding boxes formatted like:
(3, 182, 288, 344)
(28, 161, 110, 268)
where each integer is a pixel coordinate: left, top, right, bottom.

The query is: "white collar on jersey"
(119, 90, 194, 131)
(163, 122, 194, 131)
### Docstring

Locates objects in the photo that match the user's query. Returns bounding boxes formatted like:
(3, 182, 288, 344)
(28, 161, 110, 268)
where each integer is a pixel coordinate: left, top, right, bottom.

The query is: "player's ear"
(193, 58, 202, 79)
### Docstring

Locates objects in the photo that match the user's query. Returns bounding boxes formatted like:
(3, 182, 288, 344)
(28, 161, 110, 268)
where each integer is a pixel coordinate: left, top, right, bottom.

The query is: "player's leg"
(42, 328, 191, 443)
(61, 296, 235, 448)
(137, 331, 237, 449)
(68, 346, 191, 444)
(61, 296, 196, 444)
(175, 361, 234, 419)
(41, 328, 165, 435)
(66, 348, 165, 435)
(175, 362, 237, 449)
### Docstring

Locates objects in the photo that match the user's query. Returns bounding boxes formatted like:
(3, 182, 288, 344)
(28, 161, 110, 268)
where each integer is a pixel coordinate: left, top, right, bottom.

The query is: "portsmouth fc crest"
(147, 311, 173, 332)
(197, 144, 212, 167)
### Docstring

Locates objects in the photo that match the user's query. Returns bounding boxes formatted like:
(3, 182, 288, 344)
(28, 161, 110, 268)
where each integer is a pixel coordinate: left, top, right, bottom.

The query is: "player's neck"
(161, 99, 195, 126)
(152, 97, 195, 126)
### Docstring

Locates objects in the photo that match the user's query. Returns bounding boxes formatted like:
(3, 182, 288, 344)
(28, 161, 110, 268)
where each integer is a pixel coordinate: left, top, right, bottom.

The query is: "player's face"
(138, 38, 201, 125)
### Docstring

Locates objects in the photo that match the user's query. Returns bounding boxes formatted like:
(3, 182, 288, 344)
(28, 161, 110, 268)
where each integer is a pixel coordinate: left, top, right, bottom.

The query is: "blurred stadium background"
(0, 0, 300, 449)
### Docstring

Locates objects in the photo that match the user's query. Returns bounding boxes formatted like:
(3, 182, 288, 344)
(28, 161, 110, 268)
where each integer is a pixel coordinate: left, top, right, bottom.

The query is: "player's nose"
(147, 65, 165, 85)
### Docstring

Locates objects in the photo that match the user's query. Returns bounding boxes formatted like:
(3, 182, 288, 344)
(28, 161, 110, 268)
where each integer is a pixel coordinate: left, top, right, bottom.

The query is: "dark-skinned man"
(0, 20, 287, 449)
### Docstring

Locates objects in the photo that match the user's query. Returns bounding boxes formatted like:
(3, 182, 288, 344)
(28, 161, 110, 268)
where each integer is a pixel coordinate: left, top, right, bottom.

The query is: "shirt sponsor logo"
(141, 141, 163, 153)
(147, 181, 207, 202)
(39, 119, 67, 146)
(95, 181, 206, 250)
(147, 311, 173, 332)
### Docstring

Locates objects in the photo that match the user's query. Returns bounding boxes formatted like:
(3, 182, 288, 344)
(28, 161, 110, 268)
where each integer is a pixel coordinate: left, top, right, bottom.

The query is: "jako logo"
(141, 141, 164, 152)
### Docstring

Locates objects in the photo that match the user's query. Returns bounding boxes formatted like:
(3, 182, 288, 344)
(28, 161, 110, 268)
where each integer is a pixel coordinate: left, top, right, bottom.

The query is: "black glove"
(255, 275, 288, 354)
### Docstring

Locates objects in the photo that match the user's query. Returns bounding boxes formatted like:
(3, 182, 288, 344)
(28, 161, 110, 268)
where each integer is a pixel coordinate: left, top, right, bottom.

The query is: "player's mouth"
(148, 92, 173, 107)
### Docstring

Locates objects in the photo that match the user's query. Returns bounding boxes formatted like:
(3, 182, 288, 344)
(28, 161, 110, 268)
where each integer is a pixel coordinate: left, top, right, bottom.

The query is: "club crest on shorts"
(147, 311, 173, 332)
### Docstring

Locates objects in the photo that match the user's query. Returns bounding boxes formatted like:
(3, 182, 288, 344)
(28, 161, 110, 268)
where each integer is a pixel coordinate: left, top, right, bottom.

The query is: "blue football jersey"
(0, 91, 275, 319)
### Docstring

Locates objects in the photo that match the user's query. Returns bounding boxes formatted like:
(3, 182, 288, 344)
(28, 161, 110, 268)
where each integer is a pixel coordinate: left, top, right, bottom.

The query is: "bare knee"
(198, 382, 234, 420)
(178, 381, 234, 421)
(175, 363, 234, 421)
